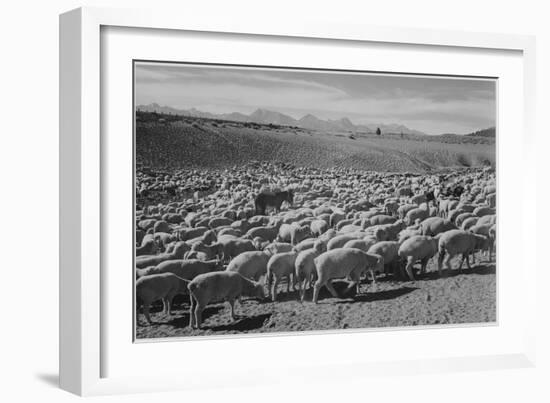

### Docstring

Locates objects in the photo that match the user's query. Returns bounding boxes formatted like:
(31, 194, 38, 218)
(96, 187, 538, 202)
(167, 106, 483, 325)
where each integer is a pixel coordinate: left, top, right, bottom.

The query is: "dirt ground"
(136, 257, 496, 339)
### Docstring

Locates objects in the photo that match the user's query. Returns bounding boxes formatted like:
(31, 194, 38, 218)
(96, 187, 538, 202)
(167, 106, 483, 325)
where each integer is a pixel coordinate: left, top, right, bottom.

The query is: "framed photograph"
(60, 7, 537, 396)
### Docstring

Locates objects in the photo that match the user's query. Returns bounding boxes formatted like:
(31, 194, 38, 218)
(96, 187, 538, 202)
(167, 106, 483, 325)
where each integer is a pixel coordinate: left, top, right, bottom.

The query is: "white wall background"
(0, 1, 547, 402)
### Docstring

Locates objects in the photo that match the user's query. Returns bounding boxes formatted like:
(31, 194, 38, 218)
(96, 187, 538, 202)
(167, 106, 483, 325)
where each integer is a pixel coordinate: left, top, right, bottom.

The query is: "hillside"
(136, 103, 426, 136)
(136, 112, 495, 173)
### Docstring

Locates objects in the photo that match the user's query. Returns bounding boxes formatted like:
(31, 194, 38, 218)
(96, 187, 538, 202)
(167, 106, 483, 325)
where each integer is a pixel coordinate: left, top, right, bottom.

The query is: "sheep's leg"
(444, 252, 453, 272)
(405, 258, 415, 281)
(144, 303, 152, 325)
(271, 277, 280, 302)
(466, 253, 472, 270)
(420, 258, 428, 275)
(458, 254, 465, 271)
(325, 279, 339, 298)
(312, 282, 322, 304)
(189, 295, 196, 328)
(228, 298, 237, 321)
(370, 269, 377, 285)
(286, 275, 291, 293)
(194, 303, 204, 329)
(437, 251, 445, 276)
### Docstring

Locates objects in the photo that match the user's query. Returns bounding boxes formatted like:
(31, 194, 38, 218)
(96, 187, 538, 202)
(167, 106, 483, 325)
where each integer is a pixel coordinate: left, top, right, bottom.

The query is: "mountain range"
(136, 103, 427, 135)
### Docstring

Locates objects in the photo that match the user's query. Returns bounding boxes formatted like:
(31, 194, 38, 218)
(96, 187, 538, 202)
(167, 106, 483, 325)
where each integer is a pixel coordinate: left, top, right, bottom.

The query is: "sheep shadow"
(418, 263, 496, 281)
(165, 305, 224, 328)
(208, 313, 272, 332)
(336, 286, 419, 304)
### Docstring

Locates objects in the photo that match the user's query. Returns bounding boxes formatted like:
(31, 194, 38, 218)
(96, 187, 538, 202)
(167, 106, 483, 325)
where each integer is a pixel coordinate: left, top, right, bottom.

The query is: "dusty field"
(136, 258, 496, 339)
(136, 116, 495, 173)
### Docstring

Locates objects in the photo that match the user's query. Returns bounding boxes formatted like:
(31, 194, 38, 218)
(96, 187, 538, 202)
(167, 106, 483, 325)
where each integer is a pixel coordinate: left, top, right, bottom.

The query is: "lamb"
(188, 271, 265, 329)
(136, 273, 190, 325)
(136, 258, 222, 280)
(295, 240, 326, 301)
(368, 241, 400, 276)
(365, 214, 397, 227)
(420, 217, 456, 236)
(266, 251, 298, 301)
(397, 235, 439, 280)
(312, 248, 383, 303)
(437, 229, 490, 274)
(225, 251, 271, 281)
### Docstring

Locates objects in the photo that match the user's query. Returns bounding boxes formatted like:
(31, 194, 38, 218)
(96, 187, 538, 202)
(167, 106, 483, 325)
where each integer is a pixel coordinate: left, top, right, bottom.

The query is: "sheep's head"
(253, 282, 265, 299)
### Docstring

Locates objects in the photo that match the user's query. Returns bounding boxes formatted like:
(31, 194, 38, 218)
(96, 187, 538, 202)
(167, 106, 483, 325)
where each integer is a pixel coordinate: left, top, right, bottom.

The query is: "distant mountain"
(136, 103, 426, 135)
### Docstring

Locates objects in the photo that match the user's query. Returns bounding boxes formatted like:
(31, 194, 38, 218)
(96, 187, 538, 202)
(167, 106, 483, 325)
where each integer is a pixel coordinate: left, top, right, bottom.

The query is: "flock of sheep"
(135, 162, 496, 331)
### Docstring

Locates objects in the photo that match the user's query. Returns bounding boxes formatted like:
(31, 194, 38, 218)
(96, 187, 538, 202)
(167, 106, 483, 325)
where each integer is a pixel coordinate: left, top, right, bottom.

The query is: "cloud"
(135, 62, 496, 135)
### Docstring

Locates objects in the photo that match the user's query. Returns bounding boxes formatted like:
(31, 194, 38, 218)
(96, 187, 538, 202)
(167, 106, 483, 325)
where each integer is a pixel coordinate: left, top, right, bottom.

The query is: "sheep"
(366, 214, 397, 227)
(295, 240, 326, 301)
(437, 230, 491, 274)
(420, 217, 456, 236)
(178, 226, 209, 241)
(474, 206, 495, 217)
(461, 216, 479, 231)
(266, 251, 298, 301)
(455, 212, 477, 228)
(343, 238, 377, 252)
(312, 248, 383, 303)
(188, 271, 265, 329)
(136, 273, 189, 325)
(469, 223, 495, 261)
(368, 241, 400, 276)
(276, 223, 293, 243)
(264, 242, 293, 255)
(136, 258, 222, 280)
(397, 204, 417, 220)
(477, 214, 496, 226)
(190, 241, 222, 260)
(293, 238, 318, 252)
(327, 233, 364, 250)
(245, 224, 280, 242)
(397, 235, 438, 280)
(135, 241, 191, 269)
(290, 225, 310, 245)
(153, 220, 171, 234)
(217, 237, 257, 262)
(225, 251, 271, 281)
(136, 239, 158, 256)
(404, 206, 429, 226)
(310, 219, 329, 237)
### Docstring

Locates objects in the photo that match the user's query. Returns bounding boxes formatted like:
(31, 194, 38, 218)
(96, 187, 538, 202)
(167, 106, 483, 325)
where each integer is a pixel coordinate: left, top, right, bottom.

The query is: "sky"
(135, 62, 496, 135)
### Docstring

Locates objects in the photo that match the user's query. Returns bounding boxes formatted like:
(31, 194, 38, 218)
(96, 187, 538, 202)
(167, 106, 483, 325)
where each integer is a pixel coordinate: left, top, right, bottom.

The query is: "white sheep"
(312, 248, 383, 303)
(266, 251, 298, 301)
(188, 271, 265, 329)
(225, 251, 271, 281)
(437, 229, 490, 274)
(368, 241, 400, 276)
(295, 240, 326, 301)
(398, 235, 438, 280)
(136, 273, 189, 325)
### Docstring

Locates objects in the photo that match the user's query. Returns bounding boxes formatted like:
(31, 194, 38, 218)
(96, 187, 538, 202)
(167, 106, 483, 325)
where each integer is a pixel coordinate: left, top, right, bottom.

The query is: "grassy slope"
(136, 119, 495, 173)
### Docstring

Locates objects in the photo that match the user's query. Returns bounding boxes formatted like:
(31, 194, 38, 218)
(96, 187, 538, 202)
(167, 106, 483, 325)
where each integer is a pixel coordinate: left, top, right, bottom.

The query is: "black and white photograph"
(134, 61, 497, 339)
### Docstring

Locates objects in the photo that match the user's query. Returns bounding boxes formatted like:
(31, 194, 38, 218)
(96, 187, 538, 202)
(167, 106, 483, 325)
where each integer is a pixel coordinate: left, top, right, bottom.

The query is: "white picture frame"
(59, 6, 537, 396)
